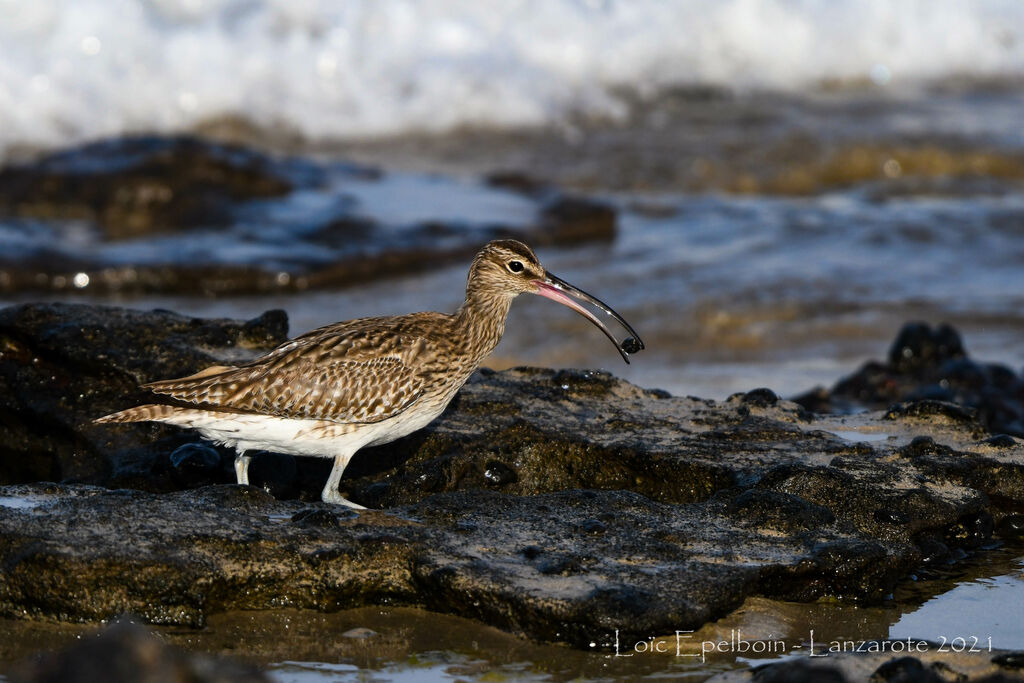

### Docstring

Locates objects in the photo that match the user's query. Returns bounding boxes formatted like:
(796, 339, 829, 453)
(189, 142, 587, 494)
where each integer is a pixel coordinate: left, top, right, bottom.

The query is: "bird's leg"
(321, 451, 366, 509)
(234, 452, 251, 485)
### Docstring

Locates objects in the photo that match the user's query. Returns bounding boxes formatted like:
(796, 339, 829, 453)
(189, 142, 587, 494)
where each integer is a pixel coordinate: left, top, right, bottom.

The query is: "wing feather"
(143, 324, 432, 423)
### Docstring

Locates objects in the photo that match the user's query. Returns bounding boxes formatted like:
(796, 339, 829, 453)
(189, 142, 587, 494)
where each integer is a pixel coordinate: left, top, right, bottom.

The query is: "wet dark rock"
(537, 195, 617, 244)
(0, 135, 620, 297)
(168, 443, 223, 488)
(0, 136, 298, 239)
(534, 553, 582, 576)
(727, 488, 835, 533)
(291, 507, 356, 528)
(898, 436, 957, 458)
(741, 387, 779, 406)
(870, 656, 944, 683)
(0, 303, 288, 489)
(484, 170, 548, 194)
(247, 452, 299, 499)
(885, 401, 981, 431)
(483, 460, 518, 487)
(718, 647, 1024, 683)
(3, 304, 1024, 650)
(0, 458, 989, 650)
(6, 618, 268, 683)
(305, 215, 379, 249)
(336, 367, 744, 507)
(944, 513, 994, 550)
(916, 536, 951, 567)
(796, 322, 1024, 437)
(993, 652, 1024, 669)
(749, 660, 848, 683)
(888, 323, 966, 374)
(240, 309, 290, 347)
(202, 483, 280, 514)
(521, 545, 543, 560)
(874, 508, 911, 526)
(981, 672, 1024, 682)
(982, 434, 1018, 448)
(995, 514, 1024, 541)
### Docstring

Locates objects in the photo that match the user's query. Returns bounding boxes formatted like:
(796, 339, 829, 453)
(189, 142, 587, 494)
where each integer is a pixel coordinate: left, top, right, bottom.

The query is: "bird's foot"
(321, 489, 367, 509)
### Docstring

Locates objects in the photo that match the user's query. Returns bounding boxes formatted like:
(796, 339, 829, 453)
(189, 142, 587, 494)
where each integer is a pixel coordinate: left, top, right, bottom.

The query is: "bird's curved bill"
(532, 273, 645, 364)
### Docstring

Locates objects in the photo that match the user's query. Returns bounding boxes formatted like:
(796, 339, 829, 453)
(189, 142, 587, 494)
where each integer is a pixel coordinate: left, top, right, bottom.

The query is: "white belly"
(180, 403, 447, 457)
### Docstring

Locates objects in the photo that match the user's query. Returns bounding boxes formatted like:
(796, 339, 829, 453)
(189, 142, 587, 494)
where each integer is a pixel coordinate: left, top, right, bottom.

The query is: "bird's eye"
(507, 260, 524, 273)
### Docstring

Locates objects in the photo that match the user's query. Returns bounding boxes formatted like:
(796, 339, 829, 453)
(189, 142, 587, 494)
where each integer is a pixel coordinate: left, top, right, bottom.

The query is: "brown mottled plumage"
(96, 240, 642, 508)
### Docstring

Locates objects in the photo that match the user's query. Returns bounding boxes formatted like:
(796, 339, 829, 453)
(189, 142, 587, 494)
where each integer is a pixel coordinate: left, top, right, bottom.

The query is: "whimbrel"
(96, 240, 643, 508)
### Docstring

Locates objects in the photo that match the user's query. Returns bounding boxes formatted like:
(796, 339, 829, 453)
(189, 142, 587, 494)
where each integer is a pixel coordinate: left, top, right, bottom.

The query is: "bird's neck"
(454, 287, 515, 362)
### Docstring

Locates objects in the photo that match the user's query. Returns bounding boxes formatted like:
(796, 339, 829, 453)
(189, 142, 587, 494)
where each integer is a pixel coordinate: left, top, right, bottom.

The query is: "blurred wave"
(2, 0, 1024, 158)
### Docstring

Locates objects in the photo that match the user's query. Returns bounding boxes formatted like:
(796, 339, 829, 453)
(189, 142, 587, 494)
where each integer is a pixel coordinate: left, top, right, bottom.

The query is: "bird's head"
(467, 239, 644, 363)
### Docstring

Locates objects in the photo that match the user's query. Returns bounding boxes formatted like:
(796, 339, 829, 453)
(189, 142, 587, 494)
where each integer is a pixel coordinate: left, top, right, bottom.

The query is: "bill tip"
(620, 337, 643, 355)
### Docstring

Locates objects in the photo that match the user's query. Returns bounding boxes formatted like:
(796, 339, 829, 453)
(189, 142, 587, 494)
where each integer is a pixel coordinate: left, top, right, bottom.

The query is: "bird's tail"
(94, 404, 187, 424)
(94, 404, 240, 431)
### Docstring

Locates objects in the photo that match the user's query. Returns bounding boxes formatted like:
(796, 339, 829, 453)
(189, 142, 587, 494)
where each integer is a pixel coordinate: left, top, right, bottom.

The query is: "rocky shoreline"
(1, 302, 1023, 681)
(0, 137, 616, 297)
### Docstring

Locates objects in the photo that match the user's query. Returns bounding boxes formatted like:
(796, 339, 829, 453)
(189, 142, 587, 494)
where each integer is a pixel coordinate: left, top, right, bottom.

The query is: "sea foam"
(1, 0, 1022, 158)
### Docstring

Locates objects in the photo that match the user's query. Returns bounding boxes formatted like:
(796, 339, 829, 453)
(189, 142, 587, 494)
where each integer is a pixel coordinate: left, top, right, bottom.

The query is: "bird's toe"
(321, 490, 367, 509)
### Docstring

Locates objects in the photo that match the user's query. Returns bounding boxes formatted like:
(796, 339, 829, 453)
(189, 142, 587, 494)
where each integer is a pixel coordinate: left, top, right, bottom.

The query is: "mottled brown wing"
(143, 326, 430, 423)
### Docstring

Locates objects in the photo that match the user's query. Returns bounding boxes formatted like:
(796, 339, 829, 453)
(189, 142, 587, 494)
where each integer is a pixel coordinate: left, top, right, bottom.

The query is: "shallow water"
(0, 495, 42, 510)
(891, 552, 1024, 650)
(0, 548, 1019, 681)
(255, 549, 1024, 682)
